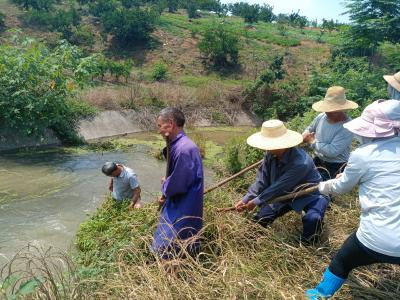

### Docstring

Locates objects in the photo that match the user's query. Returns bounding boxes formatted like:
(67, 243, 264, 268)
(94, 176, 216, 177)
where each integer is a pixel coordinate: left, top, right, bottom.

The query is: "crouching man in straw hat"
(102, 162, 142, 209)
(235, 120, 328, 244)
(384, 71, 400, 100)
(305, 100, 400, 300)
(303, 86, 358, 181)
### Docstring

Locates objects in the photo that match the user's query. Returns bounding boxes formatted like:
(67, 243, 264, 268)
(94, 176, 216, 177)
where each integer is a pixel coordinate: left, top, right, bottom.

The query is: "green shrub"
(69, 25, 95, 48)
(12, 0, 55, 11)
(277, 23, 288, 36)
(0, 37, 96, 143)
(151, 60, 168, 81)
(50, 8, 80, 34)
(224, 140, 242, 174)
(379, 42, 400, 71)
(22, 10, 51, 27)
(89, 0, 117, 17)
(167, 0, 179, 13)
(198, 22, 240, 67)
(101, 6, 159, 45)
(307, 55, 387, 113)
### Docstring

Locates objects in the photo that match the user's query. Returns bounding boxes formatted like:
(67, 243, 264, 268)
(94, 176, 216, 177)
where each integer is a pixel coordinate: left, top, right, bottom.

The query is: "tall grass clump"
(0, 245, 81, 299)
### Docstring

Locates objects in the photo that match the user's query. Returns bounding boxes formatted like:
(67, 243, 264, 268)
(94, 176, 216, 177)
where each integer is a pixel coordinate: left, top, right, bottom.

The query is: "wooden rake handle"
(216, 184, 319, 213)
(204, 159, 263, 195)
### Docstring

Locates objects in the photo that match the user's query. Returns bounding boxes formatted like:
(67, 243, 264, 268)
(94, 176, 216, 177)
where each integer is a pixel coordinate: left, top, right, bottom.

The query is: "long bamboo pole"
(216, 184, 319, 213)
(204, 159, 263, 195)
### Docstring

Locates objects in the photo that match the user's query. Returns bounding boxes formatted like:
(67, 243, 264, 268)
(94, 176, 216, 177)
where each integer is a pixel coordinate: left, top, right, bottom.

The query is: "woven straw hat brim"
(383, 75, 400, 93)
(312, 99, 358, 112)
(246, 130, 303, 150)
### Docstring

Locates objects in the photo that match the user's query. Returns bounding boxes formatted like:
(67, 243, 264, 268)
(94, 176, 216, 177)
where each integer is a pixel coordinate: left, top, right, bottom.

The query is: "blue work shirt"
(243, 147, 323, 212)
(152, 131, 204, 255)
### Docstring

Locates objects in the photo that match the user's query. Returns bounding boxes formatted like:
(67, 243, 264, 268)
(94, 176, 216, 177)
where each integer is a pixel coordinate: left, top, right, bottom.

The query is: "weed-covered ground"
(72, 132, 400, 299)
(73, 185, 400, 299)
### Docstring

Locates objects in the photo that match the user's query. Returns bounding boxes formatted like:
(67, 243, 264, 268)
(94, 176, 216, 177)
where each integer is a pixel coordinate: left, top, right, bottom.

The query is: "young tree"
(166, 0, 179, 13)
(228, 2, 259, 23)
(187, 1, 199, 19)
(101, 6, 159, 44)
(197, 0, 221, 11)
(259, 4, 275, 23)
(198, 22, 240, 67)
(242, 3, 259, 23)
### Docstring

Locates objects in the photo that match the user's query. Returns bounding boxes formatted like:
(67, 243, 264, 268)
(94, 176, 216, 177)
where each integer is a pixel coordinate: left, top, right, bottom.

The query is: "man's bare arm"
(129, 186, 141, 209)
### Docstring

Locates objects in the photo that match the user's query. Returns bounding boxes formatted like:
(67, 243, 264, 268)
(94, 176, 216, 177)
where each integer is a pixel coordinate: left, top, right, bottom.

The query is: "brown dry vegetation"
(2, 188, 400, 299)
(78, 80, 245, 127)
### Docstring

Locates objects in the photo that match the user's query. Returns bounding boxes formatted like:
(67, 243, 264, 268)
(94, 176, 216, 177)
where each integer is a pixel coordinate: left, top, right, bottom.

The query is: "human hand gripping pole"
(217, 184, 320, 213)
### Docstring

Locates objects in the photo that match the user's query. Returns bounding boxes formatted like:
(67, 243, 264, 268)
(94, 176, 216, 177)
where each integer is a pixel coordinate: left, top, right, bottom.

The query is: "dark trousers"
(252, 196, 328, 239)
(314, 157, 345, 181)
(329, 232, 400, 279)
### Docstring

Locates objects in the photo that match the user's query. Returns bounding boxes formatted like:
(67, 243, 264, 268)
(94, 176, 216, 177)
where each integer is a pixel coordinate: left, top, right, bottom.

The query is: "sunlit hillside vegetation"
(1, 0, 400, 299)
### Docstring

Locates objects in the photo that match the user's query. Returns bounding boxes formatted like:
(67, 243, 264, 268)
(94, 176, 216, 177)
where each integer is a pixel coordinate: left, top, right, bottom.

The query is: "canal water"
(0, 128, 251, 266)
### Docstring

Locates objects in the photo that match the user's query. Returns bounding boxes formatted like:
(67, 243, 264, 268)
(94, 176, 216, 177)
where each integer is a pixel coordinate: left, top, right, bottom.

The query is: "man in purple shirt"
(235, 120, 328, 243)
(152, 108, 204, 259)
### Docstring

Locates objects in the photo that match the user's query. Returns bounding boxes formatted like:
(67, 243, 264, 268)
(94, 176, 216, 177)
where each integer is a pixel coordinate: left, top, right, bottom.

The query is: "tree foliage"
(198, 22, 240, 67)
(307, 55, 387, 113)
(187, 1, 199, 19)
(344, 0, 400, 54)
(166, 0, 179, 12)
(259, 4, 274, 23)
(101, 5, 159, 44)
(228, 2, 264, 23)
(12, 0, 57, 11)
(0, 38, 96, 142)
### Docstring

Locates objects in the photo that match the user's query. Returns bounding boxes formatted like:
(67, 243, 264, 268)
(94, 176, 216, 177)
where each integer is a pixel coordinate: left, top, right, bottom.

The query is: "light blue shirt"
(304, 113, 353, 163)
(330, 137, 400, 257)
(112, 165, 139, 201)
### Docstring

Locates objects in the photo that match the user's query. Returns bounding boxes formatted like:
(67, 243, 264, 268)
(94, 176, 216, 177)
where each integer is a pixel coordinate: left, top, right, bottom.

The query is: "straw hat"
(312, 86, 358, 112)
(383, 71, 400, 93)
(247, 120, 303, 150)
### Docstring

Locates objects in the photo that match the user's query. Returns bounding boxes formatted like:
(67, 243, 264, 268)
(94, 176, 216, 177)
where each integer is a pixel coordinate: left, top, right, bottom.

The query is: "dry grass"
(79, 81, 244, 128)
(2, 187, 400, 299)
(0, 245, 81, 299)
(73, 187, 400, 300)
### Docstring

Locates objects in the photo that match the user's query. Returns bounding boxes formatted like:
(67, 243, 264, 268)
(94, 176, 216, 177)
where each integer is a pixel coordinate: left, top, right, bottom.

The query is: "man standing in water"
(102, 162, 142, 209)
(152, 107, 204, 259)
